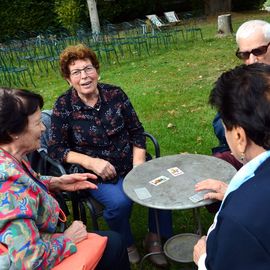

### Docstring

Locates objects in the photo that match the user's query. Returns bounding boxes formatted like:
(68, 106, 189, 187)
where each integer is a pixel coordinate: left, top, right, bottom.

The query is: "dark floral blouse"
(48, 83, 146, 178)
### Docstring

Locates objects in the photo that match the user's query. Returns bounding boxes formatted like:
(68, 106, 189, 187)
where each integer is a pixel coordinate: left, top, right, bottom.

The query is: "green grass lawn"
(8, 10, 270, 269)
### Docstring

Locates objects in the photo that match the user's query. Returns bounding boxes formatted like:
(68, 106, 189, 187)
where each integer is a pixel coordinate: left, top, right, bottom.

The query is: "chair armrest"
(39, 150, 67, 175)
(143, 131, 160, 158)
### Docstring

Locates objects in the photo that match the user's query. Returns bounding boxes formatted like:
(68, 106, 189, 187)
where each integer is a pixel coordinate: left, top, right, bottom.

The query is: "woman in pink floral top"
(0, 87, 130, 269)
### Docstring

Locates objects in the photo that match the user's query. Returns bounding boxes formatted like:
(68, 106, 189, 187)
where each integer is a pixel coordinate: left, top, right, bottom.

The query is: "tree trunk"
(217, 14, 233, 35)
(86, 0, 100, 34)
(204, 0, 232, 15)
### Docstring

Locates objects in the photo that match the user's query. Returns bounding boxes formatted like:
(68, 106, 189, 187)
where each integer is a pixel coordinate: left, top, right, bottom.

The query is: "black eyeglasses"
(235, 42, 270, 60)
(70, 65, 96, 77)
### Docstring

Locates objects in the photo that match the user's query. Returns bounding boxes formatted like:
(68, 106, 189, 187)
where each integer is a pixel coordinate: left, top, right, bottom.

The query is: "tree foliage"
(0, 0, 266, 42)
(0, 0, 56, 41)
(96, 0, 197, 24)
(54, 0, 83, 34)
(232, 0, 265, 11)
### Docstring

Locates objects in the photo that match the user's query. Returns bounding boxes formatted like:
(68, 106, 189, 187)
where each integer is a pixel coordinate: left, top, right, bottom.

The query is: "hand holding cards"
(189, 192, 205, 203)
(189, 189, 215, 203)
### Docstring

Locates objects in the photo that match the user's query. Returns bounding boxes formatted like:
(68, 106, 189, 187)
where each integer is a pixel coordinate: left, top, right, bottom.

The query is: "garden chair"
(35, 110, 106, 229)
(27, 110, 70, 231)
(164, 11, 203, 40)
(43, 38, 62, 71)
(182, 12, 204, 40)
(61, 130, 161, 230)
(31, 37, 57, 74)
(105, 23, 133, 57)
(145, 15, 181, 48)
(146, 14, 173, 31)
(27, 110, 86, 225)
(121, 20, 150, 56)
(164, 11, 186, 42)
(69, 129, 160, 230)
(1, 106, 107, 270)
(35, 110, 161, 230)
(29, 145, 99, 229)
(2, 106, 108, 267)
(164, 11, 183, 25)
(0, 47, 36, 87)
(121, 21, 138, 37)
(93, 32, 120, 65)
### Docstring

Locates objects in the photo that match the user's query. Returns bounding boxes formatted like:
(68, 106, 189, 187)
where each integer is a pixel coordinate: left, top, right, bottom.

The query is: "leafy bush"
(0, 0, 56, 42)
(232, 0, 265, 11)
(54, 0, 83, 35)
(0, 0, 265, 42)
(264, 0, 270, 7)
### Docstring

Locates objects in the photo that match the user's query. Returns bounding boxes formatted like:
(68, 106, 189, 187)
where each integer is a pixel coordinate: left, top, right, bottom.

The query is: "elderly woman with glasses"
(0, 87, 130, 270)
(48, 44, 172, 267)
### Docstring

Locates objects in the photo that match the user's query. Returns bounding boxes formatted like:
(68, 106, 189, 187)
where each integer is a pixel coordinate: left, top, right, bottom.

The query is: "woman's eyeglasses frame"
(70, 65, 96, 78)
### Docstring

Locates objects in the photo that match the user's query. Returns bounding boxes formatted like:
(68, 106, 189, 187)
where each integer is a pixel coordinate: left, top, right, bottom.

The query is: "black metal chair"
(27, 149, 69, 232)
(34, 110, 161, 231)
(74, 131, 161, 230)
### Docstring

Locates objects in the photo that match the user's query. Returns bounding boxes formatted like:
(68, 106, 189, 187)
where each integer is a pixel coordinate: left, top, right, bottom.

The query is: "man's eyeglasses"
(235, 42, 270, 60)
(70, 65, 96, 77)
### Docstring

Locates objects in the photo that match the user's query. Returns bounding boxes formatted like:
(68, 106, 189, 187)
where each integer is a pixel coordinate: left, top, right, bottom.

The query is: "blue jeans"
(89, 177, 173, 247)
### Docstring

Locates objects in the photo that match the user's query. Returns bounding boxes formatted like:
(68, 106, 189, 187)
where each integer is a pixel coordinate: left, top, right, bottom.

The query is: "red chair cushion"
(53, 233, 107, 270)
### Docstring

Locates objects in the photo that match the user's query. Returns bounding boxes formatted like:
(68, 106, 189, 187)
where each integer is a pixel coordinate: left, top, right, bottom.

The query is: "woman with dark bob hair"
(48, 44, 173, 266)
(0, 87, 130, 269)
(193, 63, 270, 269)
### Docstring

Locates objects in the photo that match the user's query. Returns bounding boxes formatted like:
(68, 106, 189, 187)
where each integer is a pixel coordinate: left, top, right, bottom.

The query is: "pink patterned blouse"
(0, 149, 76, 269)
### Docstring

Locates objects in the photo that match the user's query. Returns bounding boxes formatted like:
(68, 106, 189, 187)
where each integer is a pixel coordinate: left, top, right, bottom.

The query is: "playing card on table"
(134, 187, 152, 200)
(189, 192, 205, 203)
(149, 176, 170, 186)
(167, 167, 184, 176)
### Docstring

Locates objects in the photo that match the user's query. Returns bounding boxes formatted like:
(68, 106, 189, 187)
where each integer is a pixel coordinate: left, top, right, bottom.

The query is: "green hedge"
(232, 0, 265, 11)
(0, 0, 57, 42)
(0, 0, 265, 42)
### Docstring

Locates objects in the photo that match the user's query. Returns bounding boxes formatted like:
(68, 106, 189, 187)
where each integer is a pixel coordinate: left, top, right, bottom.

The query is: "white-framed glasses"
(70, 65, 96, 77)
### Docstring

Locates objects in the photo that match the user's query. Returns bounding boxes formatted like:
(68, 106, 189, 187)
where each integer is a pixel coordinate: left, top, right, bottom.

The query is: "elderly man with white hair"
(212, 20, 270, 172)
(235, 19, 270, 65)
